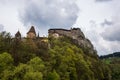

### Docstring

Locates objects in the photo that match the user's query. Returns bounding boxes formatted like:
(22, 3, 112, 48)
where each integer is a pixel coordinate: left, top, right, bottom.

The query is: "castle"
(15, 26, 96, 54)
(15, 26, 85, 40)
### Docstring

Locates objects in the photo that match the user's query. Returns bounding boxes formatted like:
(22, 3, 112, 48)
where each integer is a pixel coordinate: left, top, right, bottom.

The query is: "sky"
(0, 0, 120, 55)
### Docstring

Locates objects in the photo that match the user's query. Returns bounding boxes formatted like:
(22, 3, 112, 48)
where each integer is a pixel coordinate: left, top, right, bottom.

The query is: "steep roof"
(27, 26, 36, 35)
(15, 31, 21, 37)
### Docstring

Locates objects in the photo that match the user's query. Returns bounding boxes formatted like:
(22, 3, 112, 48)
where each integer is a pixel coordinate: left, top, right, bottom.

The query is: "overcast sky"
(0, 0, 120, 55)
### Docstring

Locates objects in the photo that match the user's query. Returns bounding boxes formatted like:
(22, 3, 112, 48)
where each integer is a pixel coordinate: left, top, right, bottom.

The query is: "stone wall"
(48, 28, 85, 39)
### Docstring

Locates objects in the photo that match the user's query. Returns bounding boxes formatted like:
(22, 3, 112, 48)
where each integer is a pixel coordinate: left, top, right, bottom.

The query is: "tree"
(28, 57, 45, 72)
(0, 52, 14, 79)
(24, 71, 43, 80)
(0, 52, 13, 73)
(0, 32, 12, 53)
(47, 70, 60, 80)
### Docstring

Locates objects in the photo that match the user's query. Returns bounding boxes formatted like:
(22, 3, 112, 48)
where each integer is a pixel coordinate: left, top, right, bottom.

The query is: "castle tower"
(15, 30, 21, 39)
(27, 26, 36, 39)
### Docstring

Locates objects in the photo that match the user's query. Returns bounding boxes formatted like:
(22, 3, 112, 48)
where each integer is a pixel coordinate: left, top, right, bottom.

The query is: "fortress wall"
(49, 29, 71, 37)
(49, 28, 85, 39)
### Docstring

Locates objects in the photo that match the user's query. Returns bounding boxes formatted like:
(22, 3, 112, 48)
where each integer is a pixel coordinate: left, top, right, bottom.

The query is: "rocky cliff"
(49, 28, 97, 55)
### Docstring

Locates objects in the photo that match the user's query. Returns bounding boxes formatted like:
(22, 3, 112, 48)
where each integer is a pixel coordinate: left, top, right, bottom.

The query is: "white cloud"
(0, 0, 27, 36)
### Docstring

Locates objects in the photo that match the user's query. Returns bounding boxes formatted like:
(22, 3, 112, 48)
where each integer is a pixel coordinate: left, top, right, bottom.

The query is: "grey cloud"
(19, 0, 79, 32)
(101, 4, 120, 41)
(95, 0, 112, 2)
(101, 19, 113, 26)
(101, 26, 120, 41)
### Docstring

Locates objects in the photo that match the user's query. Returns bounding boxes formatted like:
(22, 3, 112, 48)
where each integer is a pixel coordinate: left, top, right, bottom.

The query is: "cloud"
(101, 19, 113, 26)
(101, 2, 120, 41)
(95, 0, 112, 2)
(19, 0, 79, 31)
(0, 24, 4, 32)
(101, 24, 120, 41)
(87, 19, 120, 55)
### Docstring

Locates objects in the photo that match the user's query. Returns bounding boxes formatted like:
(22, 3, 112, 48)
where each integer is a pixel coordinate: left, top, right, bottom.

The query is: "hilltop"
(15, 26, 97, 56)
(0, 26, 111, 80)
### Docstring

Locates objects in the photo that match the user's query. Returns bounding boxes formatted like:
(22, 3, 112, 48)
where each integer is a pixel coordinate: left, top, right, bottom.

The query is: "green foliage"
(0, 32, 112, 80)
(24, 71, 43, 80)
(0, 52, 13, 73)
(13, 64, 28, 80)
(48, 37, 105, 80)
(111, 64, 120, 80)
(8, 57, 44, 80)
(47, 70, 60, 80)
(102, 58, 120, 80)
(28, 57, 45, 72)
(0, 52, 14, 80)
(0, 31, 12, 53)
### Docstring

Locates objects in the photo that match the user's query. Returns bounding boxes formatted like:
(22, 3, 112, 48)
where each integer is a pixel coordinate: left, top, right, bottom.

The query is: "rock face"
(49, 28, 97, 55)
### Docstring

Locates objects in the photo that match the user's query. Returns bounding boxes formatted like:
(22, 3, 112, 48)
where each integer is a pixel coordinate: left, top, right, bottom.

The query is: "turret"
(15, 30, 21, 39)
(27, 26, 36, 39)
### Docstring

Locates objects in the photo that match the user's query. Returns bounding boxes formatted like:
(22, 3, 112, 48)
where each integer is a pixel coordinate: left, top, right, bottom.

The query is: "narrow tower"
(27, 26, 36, 39)
(15, 30, 21, 39)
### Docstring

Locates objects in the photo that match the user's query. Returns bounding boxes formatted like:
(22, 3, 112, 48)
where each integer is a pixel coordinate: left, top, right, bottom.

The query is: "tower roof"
(15, 30, 21, 37)
(27, 26, 36, 35)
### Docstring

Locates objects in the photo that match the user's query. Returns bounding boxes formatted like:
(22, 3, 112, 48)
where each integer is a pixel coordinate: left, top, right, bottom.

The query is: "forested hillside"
(100, 52, 120, 59)
(100, 52, 120, 80)
(0, 31, 111, 80)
